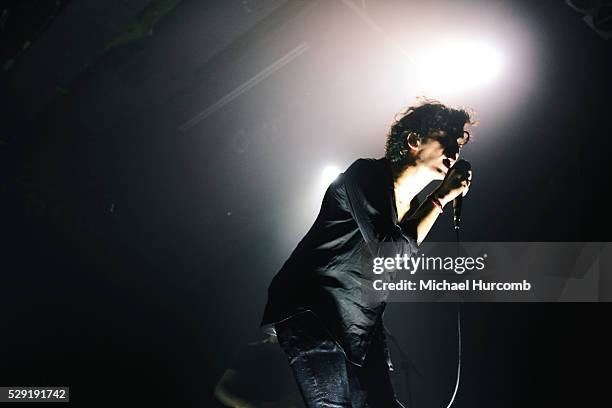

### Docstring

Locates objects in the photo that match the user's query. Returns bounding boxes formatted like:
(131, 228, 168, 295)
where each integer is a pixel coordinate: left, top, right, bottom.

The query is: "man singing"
(261, 100, 474, 407)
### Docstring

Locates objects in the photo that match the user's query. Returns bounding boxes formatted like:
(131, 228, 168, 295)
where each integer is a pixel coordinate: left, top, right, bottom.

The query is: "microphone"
(450, 160, 471, 230)
(453, 195, 463, 230)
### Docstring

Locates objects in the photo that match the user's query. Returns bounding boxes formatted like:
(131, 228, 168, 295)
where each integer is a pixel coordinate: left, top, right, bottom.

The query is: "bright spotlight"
(321, 165, 341, 187)
(291, 164, 342, 240)
(413, 38, 504, 97)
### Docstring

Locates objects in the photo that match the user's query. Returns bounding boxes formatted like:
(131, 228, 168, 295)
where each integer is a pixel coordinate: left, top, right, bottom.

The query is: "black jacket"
(261, 158, 420, 366)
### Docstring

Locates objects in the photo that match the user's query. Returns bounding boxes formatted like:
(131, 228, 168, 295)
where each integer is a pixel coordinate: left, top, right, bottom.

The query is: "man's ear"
(406, 131, 420, 151)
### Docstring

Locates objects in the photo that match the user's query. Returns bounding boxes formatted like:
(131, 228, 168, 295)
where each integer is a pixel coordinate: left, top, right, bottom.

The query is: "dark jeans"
(276, 312, 405, 408)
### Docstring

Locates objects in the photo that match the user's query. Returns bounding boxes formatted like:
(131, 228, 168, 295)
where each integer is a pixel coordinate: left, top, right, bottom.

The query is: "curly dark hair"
(385, 99, 474, 164)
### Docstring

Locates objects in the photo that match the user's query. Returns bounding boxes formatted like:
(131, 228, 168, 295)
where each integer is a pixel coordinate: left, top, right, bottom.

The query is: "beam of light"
(339, 0, 415, 64)
(179, 42, 310, 132)
(411, 38, 504, 98)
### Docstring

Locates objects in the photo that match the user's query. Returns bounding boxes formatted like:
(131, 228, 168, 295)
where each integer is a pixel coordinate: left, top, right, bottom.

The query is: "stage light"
(412, 38, 504, 98)
(284, 164, 343, 245)
(321, 165, 341, 187)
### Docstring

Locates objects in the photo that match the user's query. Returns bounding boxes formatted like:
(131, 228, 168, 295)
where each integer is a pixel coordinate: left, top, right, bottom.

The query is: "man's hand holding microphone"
(432, 159, 473, 230)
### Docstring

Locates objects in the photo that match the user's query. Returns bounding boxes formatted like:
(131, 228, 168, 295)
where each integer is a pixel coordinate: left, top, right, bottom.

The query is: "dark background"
(1, 0, 611, 406)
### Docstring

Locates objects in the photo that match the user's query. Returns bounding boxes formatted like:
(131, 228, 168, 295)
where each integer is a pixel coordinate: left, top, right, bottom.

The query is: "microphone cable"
(445, 220, 463, 408)
(444, 308, 462, 408)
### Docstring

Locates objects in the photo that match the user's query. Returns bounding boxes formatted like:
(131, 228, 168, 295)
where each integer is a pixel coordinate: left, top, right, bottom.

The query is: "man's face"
(414, 128, 468, 180)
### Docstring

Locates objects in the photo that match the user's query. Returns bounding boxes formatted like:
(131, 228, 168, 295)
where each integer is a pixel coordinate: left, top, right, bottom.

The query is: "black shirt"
(261, 158, 420, 366)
